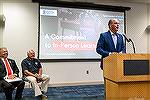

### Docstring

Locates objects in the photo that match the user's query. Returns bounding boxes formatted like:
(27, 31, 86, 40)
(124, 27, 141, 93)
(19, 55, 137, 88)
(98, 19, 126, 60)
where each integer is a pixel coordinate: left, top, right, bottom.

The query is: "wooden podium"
(103, 53, 150, 100)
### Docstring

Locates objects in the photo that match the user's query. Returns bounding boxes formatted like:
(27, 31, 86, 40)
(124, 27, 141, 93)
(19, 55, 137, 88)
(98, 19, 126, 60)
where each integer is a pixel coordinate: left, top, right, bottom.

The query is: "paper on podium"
(5, 77, 22, 82)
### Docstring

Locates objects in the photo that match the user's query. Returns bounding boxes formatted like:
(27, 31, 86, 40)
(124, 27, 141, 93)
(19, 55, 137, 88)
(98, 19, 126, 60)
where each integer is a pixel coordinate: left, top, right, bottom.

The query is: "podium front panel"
(124, 60, 149, 75)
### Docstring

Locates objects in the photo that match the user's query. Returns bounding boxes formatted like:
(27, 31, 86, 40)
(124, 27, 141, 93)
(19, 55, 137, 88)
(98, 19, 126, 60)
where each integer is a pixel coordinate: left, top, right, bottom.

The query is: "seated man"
(21, 50, 50, 99)
(0, 47, 25, 100)
(0, 71, 14, 100)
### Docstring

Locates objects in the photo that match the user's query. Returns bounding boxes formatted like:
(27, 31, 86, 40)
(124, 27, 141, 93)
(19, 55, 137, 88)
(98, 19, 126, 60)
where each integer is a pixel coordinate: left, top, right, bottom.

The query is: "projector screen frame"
(38, 1, 130, 62)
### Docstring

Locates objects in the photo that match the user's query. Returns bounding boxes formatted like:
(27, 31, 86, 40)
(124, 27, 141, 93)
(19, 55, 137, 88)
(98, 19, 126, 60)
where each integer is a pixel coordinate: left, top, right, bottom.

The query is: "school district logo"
(35, 62, 38, 65)
(40, 9, 57, 16)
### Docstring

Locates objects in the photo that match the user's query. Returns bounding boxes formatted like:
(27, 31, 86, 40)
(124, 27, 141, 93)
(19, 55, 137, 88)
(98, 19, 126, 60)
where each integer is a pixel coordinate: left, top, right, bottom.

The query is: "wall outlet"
(86, 70, 89, 75)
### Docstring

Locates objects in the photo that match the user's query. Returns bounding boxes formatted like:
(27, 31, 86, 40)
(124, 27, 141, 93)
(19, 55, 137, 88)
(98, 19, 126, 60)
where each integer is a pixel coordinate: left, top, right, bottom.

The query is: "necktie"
(112, 34, 117, 48)
(4, 58, 13, 76)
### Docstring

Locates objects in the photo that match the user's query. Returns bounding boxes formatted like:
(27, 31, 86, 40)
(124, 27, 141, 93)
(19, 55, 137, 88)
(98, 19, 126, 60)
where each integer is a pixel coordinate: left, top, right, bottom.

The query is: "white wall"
(148, 4, 150, 53)
(3, 3, 39, 74)
(1, 0, 150, 86)
(0, 3, 3, 47)
(126, 3, 148, 53)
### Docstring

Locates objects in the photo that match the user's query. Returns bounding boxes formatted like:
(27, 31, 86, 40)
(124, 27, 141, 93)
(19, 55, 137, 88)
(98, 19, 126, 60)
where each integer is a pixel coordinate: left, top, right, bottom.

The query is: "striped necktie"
(4, 58, 13, 76)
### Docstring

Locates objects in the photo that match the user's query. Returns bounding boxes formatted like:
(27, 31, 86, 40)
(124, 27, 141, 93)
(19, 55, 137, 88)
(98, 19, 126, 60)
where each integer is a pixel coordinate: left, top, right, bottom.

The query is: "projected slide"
(39, 6, 124, 60)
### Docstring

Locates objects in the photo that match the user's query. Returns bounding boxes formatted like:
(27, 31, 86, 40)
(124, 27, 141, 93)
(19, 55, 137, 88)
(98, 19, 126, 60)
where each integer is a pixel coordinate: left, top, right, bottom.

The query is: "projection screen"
(38, 3, 127, 61)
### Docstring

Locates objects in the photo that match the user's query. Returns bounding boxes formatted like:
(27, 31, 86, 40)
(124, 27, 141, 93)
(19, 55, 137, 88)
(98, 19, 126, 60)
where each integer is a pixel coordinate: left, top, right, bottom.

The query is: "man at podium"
(96, 19, 126, 70)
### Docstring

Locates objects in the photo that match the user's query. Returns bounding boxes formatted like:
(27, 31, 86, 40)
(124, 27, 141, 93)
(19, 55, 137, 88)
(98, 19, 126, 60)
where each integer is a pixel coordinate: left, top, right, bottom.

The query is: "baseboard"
(48, 81, 104, 87)
(25, 81, 104, 88)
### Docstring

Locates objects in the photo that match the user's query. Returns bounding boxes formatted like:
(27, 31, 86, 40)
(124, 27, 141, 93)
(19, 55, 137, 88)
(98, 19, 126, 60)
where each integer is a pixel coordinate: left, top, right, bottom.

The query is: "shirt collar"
(1, 58, 9, 64)
(109, 30, 117, 36)
(1, 58, 5, 62)
(27, 57, 34, 61)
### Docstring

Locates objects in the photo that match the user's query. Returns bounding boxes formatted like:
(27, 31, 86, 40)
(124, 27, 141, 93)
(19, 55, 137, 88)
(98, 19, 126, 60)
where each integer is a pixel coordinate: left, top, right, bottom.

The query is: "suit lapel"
(0, 59, 5, 69)
(0, 59, 6, 76)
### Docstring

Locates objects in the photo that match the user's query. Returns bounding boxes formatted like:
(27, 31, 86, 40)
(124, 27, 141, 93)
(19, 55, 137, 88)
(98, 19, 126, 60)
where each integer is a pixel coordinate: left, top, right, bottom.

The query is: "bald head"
(0, 47, 8, 58)
(27, 50, 35, 60)
(108, 19, 119, 33)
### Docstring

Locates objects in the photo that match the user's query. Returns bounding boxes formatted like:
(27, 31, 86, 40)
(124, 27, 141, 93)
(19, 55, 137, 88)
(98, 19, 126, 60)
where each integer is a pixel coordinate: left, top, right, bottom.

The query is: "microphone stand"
(128, 39, 136, 53)
(123, 34, 136, 53)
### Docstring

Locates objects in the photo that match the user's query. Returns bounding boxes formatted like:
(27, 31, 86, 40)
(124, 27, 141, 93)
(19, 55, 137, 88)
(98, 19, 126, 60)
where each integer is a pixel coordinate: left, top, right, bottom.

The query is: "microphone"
(122, 34, 136, 53)
(122, 34, 130, 42)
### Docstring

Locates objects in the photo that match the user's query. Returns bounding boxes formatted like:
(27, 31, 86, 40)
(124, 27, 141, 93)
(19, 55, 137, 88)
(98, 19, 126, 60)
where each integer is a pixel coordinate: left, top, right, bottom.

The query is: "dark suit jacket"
(0, 58, 19, 78)
(96, 31, 126, 69)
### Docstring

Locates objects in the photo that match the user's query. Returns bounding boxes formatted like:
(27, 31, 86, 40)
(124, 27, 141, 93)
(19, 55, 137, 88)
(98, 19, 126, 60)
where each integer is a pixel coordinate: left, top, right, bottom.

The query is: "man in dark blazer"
(96, 19, 126, 70)
(0, 64, 13, 100)
(0, 47, 25, 100)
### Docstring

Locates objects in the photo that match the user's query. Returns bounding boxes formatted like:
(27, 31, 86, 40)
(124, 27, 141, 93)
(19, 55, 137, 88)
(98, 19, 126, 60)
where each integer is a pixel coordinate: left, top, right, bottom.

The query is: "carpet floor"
(0, 84, 105, 100)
